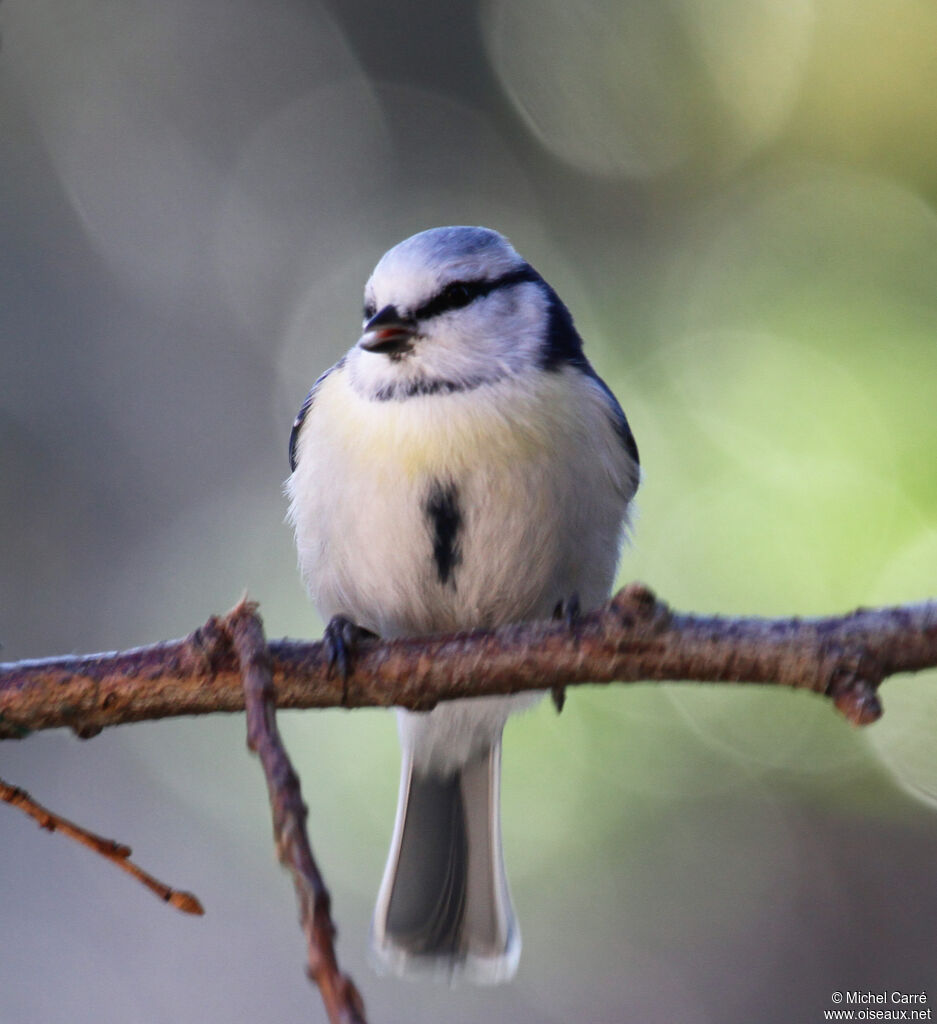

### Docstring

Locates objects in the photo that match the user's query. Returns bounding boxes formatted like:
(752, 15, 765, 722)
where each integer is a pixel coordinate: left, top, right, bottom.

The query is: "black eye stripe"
(413, 266, 541, 321)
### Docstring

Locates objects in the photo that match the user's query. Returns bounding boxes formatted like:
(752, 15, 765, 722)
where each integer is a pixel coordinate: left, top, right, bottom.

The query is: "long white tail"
(369, 740, 520, 984)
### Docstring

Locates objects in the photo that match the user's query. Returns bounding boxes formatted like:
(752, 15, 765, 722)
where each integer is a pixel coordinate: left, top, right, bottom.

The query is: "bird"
(286, 226, 639, 984)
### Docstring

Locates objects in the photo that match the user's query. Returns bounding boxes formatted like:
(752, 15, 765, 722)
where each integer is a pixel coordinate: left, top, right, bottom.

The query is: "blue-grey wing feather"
(538, 279, 639, 469)
(288, 360, 343, 471)
(582, 365, 639, 468)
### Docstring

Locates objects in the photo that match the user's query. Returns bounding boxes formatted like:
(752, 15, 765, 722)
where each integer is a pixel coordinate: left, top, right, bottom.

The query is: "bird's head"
(346, 226, 579, 400)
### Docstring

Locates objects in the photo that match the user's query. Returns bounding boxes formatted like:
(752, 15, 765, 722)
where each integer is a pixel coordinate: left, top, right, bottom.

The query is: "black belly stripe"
(425, 481, 462, 586)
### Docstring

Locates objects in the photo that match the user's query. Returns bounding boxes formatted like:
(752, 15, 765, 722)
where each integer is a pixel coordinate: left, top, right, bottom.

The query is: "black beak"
(359, 304, 417, 355)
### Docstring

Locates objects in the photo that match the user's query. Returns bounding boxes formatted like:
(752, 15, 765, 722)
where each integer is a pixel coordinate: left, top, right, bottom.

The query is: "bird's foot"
(550, 593, 582, 714)
(553, 592, 581, 631)
(323, 615, 377, 704)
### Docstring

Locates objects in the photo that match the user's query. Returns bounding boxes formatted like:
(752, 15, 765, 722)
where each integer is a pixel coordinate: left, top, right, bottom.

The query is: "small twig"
(0, 777, 203, 915)
(225, 599, 367, 1024)
(1, 584, 936, 739)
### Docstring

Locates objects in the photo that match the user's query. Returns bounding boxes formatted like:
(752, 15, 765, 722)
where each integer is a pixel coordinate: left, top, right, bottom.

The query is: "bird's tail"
(369, 740, 520, 984)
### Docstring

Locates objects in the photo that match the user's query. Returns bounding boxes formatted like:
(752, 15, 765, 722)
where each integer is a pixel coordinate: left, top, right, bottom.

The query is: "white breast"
(286, 362, 634, 639)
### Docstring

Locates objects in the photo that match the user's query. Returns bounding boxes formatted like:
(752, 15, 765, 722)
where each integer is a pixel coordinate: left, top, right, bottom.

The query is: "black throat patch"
(424, 481, 462, 586)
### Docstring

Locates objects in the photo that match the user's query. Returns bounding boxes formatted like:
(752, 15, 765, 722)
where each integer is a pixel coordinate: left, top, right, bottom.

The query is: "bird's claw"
(553, 592, 581, 632)
(550, 685, 567, 715)
(323, 615, 377, 702)
(551, 592, 582, 714)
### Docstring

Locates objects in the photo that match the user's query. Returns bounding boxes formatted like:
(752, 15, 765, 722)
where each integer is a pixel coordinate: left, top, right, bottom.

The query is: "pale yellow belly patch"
(312, 371, 578, 482)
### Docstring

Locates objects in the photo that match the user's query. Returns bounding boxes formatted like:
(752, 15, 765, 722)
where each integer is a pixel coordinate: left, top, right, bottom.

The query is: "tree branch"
(0, 777, 204, 915)
(225, 599, 367, 1024)
(2, 584, 936, 741)
(4, 584, 937, 1021)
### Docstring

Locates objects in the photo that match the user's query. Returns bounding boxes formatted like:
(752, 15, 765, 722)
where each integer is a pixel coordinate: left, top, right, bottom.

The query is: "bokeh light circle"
(481, 0, 814, 178)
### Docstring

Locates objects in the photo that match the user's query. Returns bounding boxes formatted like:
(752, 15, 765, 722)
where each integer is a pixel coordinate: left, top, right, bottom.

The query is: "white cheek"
(347, 281, 551, 394)
(470, 286, 548, 370)
(346, 346, 387, 392)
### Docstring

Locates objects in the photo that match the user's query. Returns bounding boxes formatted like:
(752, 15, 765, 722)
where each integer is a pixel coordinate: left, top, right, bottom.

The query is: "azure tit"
(286, 226, 639, 983)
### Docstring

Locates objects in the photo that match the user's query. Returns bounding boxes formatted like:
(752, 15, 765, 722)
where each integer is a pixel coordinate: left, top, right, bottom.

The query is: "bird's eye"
(363, 300, 377, 321)
(414, 279, 486, 320)
(442, 282, 473, 308)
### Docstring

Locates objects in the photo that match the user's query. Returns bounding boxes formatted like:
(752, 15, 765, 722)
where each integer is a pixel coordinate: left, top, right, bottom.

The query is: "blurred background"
(2, 0, 937, 1020)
